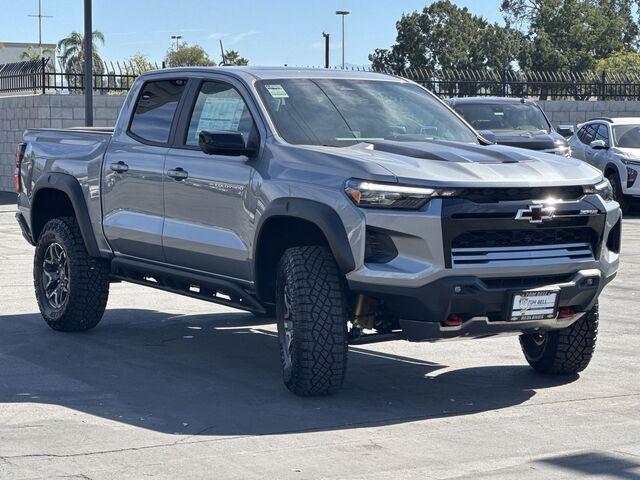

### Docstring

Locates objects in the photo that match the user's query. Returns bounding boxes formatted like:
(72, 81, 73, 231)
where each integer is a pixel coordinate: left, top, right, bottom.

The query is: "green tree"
(222, 49, 249, 66)
(125, 53, 155, 73)
(165, 43, 215, 67)
(368, 0, 521, 71)
(20, 46, 54, 61)
(596, 50, 640, 76)
(57, 30, 106, 74)
(501, 0, 639, 70)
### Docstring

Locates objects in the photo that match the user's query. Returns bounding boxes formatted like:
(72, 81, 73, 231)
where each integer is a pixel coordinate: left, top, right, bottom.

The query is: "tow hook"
(443, 314, 463, 327)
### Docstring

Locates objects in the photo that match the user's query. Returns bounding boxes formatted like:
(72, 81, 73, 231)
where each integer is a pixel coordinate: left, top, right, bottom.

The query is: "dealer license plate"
(510, 289, 559, 321)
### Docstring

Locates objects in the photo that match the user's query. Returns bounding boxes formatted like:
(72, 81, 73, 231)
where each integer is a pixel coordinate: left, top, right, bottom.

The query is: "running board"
(110, 257, 266, 314)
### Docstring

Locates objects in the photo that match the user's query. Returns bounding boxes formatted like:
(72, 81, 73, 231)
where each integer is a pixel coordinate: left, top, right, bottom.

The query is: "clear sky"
(1, 0, 503, 67)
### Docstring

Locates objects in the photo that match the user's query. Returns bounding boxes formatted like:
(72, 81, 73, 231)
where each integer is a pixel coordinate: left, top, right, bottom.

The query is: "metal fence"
(4, 58, 640, 100)
(0, 58, 152, 94)
(377, 68, 640, 100)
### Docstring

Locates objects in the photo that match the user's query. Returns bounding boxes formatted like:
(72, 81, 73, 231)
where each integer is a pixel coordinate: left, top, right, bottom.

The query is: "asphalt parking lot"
(0, 192, 639, 480)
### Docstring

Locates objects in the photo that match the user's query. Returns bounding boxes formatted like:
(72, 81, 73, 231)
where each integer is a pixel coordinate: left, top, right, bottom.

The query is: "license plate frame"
(509, 288, 560, 322)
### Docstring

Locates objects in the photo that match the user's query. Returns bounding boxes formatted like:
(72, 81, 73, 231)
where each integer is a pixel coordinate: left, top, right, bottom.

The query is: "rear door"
(102, 78, 188, 261)
(162, 76, 261, 281)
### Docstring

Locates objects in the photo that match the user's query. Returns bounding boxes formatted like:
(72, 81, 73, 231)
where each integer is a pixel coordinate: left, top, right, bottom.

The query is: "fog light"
(627, 167, 638, 188)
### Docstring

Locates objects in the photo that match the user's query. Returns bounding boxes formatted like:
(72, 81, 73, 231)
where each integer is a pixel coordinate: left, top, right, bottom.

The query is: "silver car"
(569, 117, 640, 210)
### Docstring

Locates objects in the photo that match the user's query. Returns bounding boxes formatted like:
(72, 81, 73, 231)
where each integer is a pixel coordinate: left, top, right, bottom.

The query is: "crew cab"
(15, 68, 620, 396)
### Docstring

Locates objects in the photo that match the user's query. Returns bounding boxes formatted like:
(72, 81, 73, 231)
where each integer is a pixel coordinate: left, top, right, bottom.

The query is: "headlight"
(554, 145, 572, 157)
(345, 179, 455, 210)
(584, 179, 614, 201)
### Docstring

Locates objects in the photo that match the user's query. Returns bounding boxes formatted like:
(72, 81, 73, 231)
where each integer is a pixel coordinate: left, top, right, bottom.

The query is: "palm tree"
(57, 30, 105, 75)
(20, 46, 54, 62)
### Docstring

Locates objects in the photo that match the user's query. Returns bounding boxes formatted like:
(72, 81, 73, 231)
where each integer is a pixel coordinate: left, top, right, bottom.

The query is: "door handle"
(110, 161, 129, 173)
(167, 167, 188, 180)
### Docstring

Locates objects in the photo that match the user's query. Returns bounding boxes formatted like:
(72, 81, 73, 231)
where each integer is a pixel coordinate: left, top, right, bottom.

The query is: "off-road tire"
(520, 303, 598, 374)
(34, 217, 110, 332)
(606, 171, 628, 213)
(276, 246, 348, 396)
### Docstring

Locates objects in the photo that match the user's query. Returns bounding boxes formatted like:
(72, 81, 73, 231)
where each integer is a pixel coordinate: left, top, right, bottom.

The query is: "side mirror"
(478, 129, 497, 144)
(590, 139, 608, 150)
(556, 124, 575, 138)
(198, 130, 256, 156)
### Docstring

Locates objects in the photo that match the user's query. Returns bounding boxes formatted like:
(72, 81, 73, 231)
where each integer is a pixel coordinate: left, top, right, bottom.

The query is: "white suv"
(569, 117, 640, 211)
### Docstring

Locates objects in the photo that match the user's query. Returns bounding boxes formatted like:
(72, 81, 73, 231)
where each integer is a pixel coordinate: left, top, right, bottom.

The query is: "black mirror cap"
(198, 130, 257, 156)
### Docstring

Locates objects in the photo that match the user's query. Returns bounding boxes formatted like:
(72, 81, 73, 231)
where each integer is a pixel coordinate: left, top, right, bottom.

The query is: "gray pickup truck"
(15, 67, 620, 396)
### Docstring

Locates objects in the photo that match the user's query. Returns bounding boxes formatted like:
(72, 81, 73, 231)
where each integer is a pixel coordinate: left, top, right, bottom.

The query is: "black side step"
(110, 257, 266, 314)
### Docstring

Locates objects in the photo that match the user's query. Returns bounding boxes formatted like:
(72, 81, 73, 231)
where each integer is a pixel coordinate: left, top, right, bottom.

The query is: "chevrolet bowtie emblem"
(515, 205, 556, 223)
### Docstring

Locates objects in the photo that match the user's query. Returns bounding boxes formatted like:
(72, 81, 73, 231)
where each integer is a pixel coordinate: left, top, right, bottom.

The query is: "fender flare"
(31, 172, 100, 257)
(254, 197, 356, 275)
(604, 162, 622, 179)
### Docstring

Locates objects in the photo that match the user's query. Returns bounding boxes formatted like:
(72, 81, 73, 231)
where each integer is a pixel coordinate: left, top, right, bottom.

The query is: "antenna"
(28, 0, 53, 58)
(219, 40, 226, 66)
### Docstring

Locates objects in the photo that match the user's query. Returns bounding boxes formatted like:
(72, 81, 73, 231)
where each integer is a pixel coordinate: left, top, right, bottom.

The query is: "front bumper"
(346, 192, 620, 341)
(350, 268, 613, 341)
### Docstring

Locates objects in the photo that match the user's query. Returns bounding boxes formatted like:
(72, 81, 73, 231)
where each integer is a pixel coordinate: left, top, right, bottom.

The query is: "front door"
(102, 78, 187, 261)
(162, 78, 260, 281)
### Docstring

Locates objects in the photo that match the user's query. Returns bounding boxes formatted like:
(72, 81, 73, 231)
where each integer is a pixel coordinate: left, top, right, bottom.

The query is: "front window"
(255, 79, 478, 147)
(613, 125, 640, 148)
(452, 102, 551, 134)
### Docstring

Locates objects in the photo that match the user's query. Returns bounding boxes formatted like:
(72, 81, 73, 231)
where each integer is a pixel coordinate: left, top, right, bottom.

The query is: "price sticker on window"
(265, 84, 289, 99)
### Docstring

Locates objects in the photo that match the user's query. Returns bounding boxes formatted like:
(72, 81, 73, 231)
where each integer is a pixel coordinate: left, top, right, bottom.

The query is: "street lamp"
(171, 35, 183, 50)
(336, 10, 350, 69)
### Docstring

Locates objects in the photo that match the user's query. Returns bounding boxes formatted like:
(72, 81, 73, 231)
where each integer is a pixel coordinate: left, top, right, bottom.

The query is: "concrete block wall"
(539, 100, 640, 126)
(0, 94, 125, 191)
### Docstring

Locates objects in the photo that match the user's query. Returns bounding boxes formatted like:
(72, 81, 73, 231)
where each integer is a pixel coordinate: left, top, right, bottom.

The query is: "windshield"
(451, 102, 550, 133)
(255, 79, 478, 147)
(613, 125, 640, 148)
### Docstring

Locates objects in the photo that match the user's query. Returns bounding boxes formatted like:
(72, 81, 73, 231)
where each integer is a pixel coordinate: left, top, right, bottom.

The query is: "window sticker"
(196, 96, 245, 134)
(265, 84, 289, 99)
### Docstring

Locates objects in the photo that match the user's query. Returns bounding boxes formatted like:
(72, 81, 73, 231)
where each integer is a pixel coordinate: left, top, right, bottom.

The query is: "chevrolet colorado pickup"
(15, 67, 620, 396)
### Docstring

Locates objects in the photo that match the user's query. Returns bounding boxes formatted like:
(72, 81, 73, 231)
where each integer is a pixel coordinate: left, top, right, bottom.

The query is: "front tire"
(276, 246, 348, 396)
(606, 171, 628, 213)
(520, 303, 598, 374)
(34, 217, 110, 332)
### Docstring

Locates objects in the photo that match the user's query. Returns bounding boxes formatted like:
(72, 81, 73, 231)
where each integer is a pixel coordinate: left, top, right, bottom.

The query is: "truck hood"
(300, 140, 601, 187)
(492, 130, 567, 150)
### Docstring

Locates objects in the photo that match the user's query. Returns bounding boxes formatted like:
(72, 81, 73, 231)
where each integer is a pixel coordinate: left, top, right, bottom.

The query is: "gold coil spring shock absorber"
(353, 294, 378, 330)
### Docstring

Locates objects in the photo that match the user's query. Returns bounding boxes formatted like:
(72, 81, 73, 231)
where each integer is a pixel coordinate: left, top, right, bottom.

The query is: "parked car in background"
(448, 97, 573, 156)
(568, 117, 640, 211)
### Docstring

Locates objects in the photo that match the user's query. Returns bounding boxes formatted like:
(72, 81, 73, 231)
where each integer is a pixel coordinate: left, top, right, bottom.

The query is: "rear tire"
(34, 217, 110, 332)
(520, 303, 598, 374)
(276, 246, 348, 396)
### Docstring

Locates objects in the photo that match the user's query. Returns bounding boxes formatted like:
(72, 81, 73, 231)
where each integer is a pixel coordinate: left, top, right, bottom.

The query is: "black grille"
(481, 273, 575, 289)
(456, 186, 584, 203)
(452, 228, 593, 249)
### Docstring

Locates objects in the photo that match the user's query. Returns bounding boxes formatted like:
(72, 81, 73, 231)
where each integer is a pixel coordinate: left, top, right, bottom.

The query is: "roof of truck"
(138, 66, 404, 82)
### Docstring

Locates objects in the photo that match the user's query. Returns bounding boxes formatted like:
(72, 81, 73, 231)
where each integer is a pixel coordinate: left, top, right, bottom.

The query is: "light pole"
(28, 0, 53, 58)
(84, 0, 93, 126)
(336, 10, 349, 69)
(171, 35, 183, 50)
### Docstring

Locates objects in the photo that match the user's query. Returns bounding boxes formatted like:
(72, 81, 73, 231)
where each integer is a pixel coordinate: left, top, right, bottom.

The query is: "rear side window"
(129, 79, 187, 144)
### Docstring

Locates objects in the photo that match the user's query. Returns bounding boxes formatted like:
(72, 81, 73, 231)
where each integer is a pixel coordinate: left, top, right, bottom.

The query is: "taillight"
(14, 143, 26, 192)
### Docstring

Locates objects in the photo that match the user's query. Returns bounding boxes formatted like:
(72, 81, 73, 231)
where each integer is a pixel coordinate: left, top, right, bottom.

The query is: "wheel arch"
(31, 173, 100, 257)
(253, 198, 356, 303)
